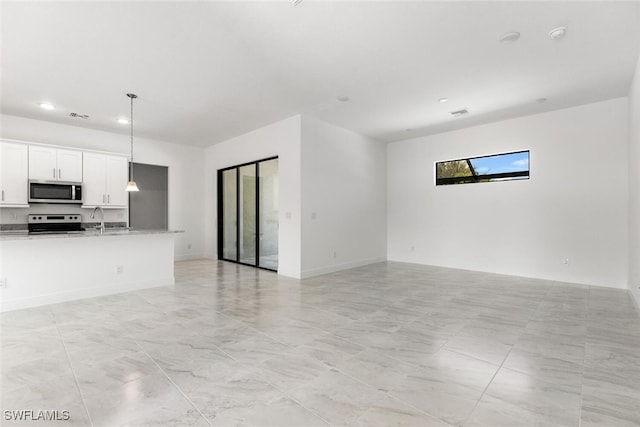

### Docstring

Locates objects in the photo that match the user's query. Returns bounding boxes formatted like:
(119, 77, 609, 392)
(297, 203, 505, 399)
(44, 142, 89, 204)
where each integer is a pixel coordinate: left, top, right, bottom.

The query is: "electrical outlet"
(187, 243, 192, 250)
(116, 266, 124, 275)
(333, 251, 337, 259)
(0, 278, 6, 288)
(563, 258, 570, 265)
(311, 212, 317, 220)
(411, 246, 415, 252)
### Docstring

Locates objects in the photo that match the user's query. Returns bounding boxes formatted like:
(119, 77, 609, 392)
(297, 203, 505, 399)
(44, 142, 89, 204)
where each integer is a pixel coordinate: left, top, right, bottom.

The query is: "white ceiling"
(2, 1, 639, 147)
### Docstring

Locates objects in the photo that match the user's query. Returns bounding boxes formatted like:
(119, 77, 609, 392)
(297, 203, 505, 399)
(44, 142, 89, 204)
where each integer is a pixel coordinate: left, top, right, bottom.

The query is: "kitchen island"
(0, 229, 183, 311)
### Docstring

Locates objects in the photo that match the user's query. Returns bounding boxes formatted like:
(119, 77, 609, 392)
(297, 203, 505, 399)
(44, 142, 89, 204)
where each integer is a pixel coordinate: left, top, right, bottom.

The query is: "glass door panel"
(239, 165, 257, 265)
(258, 159, 279, 270)
(218, 157, 278, 271)
(221, 169, 238, 261)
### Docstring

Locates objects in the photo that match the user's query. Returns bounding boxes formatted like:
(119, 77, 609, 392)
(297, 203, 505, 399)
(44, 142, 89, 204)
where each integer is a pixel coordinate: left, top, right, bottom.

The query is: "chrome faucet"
(90, 206, 105, 234)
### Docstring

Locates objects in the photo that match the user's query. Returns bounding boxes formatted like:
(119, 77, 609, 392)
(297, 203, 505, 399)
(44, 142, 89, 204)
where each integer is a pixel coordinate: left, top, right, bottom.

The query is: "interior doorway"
(217, 157, 279, 271)
(128, 162, 169, 230)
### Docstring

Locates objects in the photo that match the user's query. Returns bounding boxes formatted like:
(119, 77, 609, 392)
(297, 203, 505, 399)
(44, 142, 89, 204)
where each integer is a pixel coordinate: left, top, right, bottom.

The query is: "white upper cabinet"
(0, 141, 29, 207)
(82, 152, 108, 206)
(56, 149, 83, 182)
(82, 152, 127, 208)
(29, 146, 83, 183)
(28, 146, 56, 181)
(106, 155, 128, 207)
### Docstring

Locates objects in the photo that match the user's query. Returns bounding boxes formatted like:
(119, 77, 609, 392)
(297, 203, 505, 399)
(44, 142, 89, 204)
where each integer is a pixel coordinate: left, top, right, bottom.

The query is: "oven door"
(29, 182, 82, 204)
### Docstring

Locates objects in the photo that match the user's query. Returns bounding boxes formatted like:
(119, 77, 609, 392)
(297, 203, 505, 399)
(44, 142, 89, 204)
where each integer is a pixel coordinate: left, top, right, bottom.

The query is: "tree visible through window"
(436, 151, 529, 186)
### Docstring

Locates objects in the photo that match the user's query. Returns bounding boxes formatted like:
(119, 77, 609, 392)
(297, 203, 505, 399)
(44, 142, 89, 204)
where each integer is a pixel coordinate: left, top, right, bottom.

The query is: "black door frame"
(217, 156, 278, 272)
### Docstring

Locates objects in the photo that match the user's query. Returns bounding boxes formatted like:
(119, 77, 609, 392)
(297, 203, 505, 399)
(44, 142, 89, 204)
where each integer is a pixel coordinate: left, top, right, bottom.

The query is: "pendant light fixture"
(125, 93, 140, 192)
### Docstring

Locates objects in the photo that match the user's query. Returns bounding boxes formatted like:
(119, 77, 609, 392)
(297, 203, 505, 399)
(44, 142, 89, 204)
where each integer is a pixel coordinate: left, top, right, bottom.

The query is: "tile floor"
(2, 260, 640, 426)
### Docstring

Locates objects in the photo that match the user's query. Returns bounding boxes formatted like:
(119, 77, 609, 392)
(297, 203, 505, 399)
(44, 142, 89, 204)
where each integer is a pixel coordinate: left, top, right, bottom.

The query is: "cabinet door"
(82, 152, 107, 206)
(105, 155, 128, 207)
(57, 149, 83, 183)
(29, 146, 57, 181)
(0, 142, 29, 206)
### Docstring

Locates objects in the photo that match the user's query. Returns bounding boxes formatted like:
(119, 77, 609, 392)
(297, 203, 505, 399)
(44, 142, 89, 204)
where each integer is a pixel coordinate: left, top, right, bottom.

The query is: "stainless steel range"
(28, 214, 84, 234)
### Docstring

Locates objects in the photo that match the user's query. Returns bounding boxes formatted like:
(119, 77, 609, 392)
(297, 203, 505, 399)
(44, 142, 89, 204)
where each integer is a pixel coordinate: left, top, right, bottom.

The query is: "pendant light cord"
(128, 93, 137, 181)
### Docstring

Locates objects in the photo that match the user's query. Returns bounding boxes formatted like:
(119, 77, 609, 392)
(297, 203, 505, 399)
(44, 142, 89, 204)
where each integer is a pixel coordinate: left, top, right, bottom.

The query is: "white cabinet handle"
(53, 168, 56, 179)
(58, 168, 61, 180)
(107, 194, 110, 204)
(103, 194, 106, 204)
(1, 190, 4, 202)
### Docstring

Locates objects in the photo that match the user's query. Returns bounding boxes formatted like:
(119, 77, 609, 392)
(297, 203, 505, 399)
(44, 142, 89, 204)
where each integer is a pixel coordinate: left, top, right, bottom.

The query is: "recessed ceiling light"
(337, 96, 350, 102)
(39, 102, 55, 110)
(500, 32, 521, 44)
(438, 98, 449, 103)
(117, 118, 129, 124)
(536, 97, 547, 104)
(291, 0, 303, 5)
(549, 27, 567, 41)
(405, 128, 414, 132)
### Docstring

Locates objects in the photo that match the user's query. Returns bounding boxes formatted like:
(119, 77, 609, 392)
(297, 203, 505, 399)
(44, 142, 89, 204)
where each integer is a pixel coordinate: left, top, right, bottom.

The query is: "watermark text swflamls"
(4, 410, 70, 421)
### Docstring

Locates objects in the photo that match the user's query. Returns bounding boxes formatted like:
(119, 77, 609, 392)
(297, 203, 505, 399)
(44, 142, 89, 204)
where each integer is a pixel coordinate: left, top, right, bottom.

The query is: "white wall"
(203, 115, 302, 278)
(629, 55, 640, 307)
(300, 116, 387, 277)
(0, 114, 205, 260)
(388, 98, 629, 289)
(203, 115, 386, 279)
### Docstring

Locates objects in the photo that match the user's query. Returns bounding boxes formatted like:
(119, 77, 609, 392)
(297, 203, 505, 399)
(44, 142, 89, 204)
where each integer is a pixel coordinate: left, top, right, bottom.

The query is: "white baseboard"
(1, 277, 174, 312)
(172, 255, 386, 280)
(300, 257, 387, 279)
(386, 257, 628, 290)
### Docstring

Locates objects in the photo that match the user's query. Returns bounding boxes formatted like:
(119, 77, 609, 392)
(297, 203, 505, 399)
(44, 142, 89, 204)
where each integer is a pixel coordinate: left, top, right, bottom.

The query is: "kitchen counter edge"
(0, 229, 184, 241)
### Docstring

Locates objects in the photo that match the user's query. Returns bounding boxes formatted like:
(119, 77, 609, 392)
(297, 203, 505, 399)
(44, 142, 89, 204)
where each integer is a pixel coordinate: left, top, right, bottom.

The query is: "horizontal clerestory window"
(436, 150, 530, 186)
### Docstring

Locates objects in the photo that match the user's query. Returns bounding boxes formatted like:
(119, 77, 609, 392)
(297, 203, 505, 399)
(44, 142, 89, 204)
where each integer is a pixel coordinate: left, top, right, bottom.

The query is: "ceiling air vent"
(450, 109, 469, 117)
(69, 112, 90, 119)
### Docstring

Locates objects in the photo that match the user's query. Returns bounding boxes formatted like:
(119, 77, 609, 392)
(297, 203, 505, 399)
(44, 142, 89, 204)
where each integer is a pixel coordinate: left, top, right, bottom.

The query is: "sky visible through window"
(469, 151, 529, 175)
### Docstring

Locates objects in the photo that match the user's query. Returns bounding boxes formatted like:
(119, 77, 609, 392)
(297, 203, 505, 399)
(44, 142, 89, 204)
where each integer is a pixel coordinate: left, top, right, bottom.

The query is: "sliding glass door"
(218, 157, 278, 271)
(258, 158, 279, 269)
(239, 164, 257, 264)
(221, 168, 238, 261)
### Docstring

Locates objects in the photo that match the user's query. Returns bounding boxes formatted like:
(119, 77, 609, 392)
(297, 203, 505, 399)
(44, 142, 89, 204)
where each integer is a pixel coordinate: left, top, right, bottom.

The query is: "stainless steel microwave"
(29, 182, 83, 204)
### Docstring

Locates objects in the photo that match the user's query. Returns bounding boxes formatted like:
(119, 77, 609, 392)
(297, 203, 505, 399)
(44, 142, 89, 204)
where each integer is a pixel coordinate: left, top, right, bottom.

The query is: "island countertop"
(0, 228, 184, 241)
